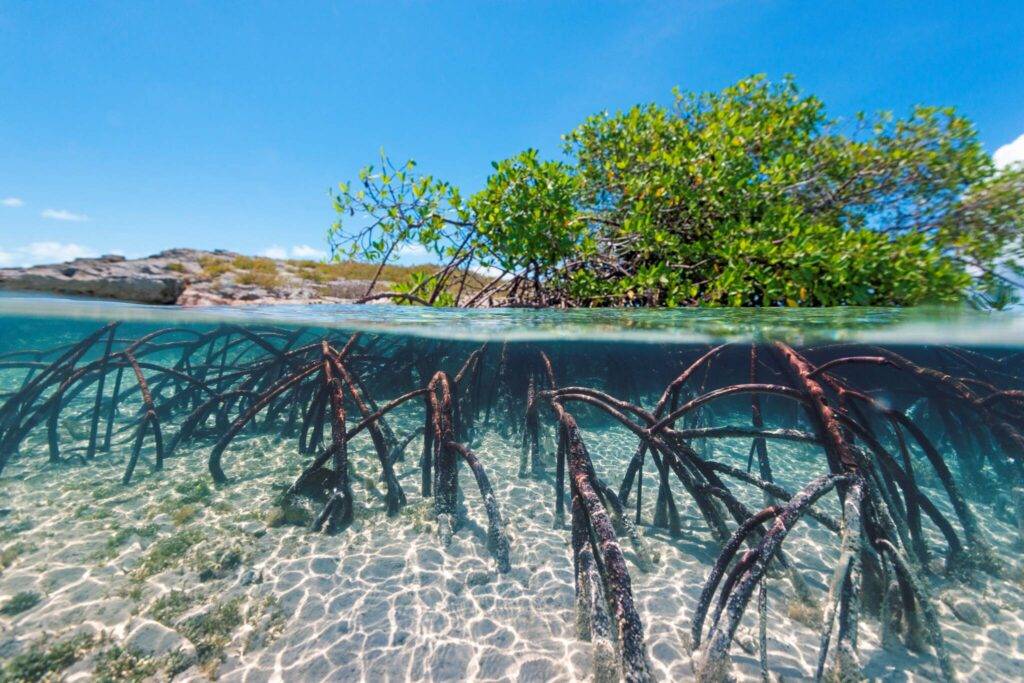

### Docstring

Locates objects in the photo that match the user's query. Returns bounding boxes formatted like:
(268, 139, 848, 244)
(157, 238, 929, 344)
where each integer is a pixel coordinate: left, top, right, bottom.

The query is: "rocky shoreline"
(0, 249, 387, 306)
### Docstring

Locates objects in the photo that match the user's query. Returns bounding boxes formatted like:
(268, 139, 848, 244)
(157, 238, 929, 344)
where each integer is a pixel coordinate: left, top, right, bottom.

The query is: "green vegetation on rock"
(331, 75, 1024, 308)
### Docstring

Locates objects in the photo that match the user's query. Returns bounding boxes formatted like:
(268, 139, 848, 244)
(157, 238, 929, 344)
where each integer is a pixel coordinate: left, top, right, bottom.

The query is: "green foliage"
(331, 154, 469, 264)
(0, 591, 41, 616)
(198, 255, 232, 278)
(468, 149, 584, 275)
(229, 257, 281, 288)
(390, 272, 456, 306)
(235, 270, 281, 289)
(331, 76, 1024, 307)
(232, 255, 278, 272)
(0, 634, 95, 683)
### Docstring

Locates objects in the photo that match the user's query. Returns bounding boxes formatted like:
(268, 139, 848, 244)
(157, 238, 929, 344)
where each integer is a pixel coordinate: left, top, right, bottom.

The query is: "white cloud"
(41, 208, 89, 222)
(259, 245, 289, 260)
(291, 244, 326, 260)
(395, 242, 433, 264)
(260, 244, 328, 261)
(2, 197, 24, 207)
(994, 133, 1024, 170)
(0, 241, 97, 267)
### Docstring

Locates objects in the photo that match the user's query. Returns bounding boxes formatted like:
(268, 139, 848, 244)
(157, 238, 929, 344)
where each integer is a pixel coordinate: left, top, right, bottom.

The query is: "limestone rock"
(0, 247, 389, 307)
(0, 253, 184, 303)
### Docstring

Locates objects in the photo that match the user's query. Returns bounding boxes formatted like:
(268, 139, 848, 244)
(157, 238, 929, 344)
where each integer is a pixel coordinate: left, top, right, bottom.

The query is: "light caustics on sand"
(1, 323, 1023, 681)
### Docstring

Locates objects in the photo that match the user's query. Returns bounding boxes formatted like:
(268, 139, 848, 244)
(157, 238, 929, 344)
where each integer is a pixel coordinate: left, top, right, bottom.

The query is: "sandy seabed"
(2, 409, 1024, 682)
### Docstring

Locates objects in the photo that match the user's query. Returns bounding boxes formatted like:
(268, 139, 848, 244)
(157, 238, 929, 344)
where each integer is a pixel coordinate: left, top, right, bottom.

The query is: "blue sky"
(2, 1, 1023, 266)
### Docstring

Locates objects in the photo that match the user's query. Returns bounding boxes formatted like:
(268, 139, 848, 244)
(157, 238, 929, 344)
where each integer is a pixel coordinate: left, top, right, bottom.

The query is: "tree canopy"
(329, 76, 1024, 308)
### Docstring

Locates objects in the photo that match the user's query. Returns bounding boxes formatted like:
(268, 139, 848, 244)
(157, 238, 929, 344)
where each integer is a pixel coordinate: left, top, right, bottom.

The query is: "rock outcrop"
(0, 248, 388, 307)
(0, 253, 185, 304)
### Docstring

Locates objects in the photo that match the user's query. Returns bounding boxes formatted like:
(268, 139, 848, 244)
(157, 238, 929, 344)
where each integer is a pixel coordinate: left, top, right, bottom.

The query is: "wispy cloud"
(259, 244, 328, 261)
(1, 197, 24, 207)
(41, 208, 89, 222)
(259, 245, 289, 260)
(395, 242, 433, 264)
(291, 244, 326, 260)
(994, 132, 1024, 170)
(0, 241, 97, 267)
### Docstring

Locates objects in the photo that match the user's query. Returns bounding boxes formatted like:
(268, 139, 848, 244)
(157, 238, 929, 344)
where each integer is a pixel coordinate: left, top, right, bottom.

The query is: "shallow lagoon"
(1, 297, 1023, 681)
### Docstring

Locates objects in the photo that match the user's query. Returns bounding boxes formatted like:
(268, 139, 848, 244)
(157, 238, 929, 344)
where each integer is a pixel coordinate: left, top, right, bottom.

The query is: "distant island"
(0, 249, 438, 306)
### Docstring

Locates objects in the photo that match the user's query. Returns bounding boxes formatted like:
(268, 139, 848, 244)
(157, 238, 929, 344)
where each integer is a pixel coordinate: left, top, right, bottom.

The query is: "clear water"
(1, 296, 1022, 681)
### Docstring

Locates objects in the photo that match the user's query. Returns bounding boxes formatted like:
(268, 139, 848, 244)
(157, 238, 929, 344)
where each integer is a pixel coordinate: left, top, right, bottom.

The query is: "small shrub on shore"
(232, 256, 277, 273)
(198, 255, 232, 278)
(235, 270, 281, 289)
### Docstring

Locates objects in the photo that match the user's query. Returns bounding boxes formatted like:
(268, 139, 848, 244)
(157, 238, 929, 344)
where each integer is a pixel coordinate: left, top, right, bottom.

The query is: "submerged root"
(2, 327, 1019, 681)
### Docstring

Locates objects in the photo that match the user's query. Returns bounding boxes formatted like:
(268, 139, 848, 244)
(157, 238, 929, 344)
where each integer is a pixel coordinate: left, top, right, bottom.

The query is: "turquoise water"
(1, 296, 1023, 681)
